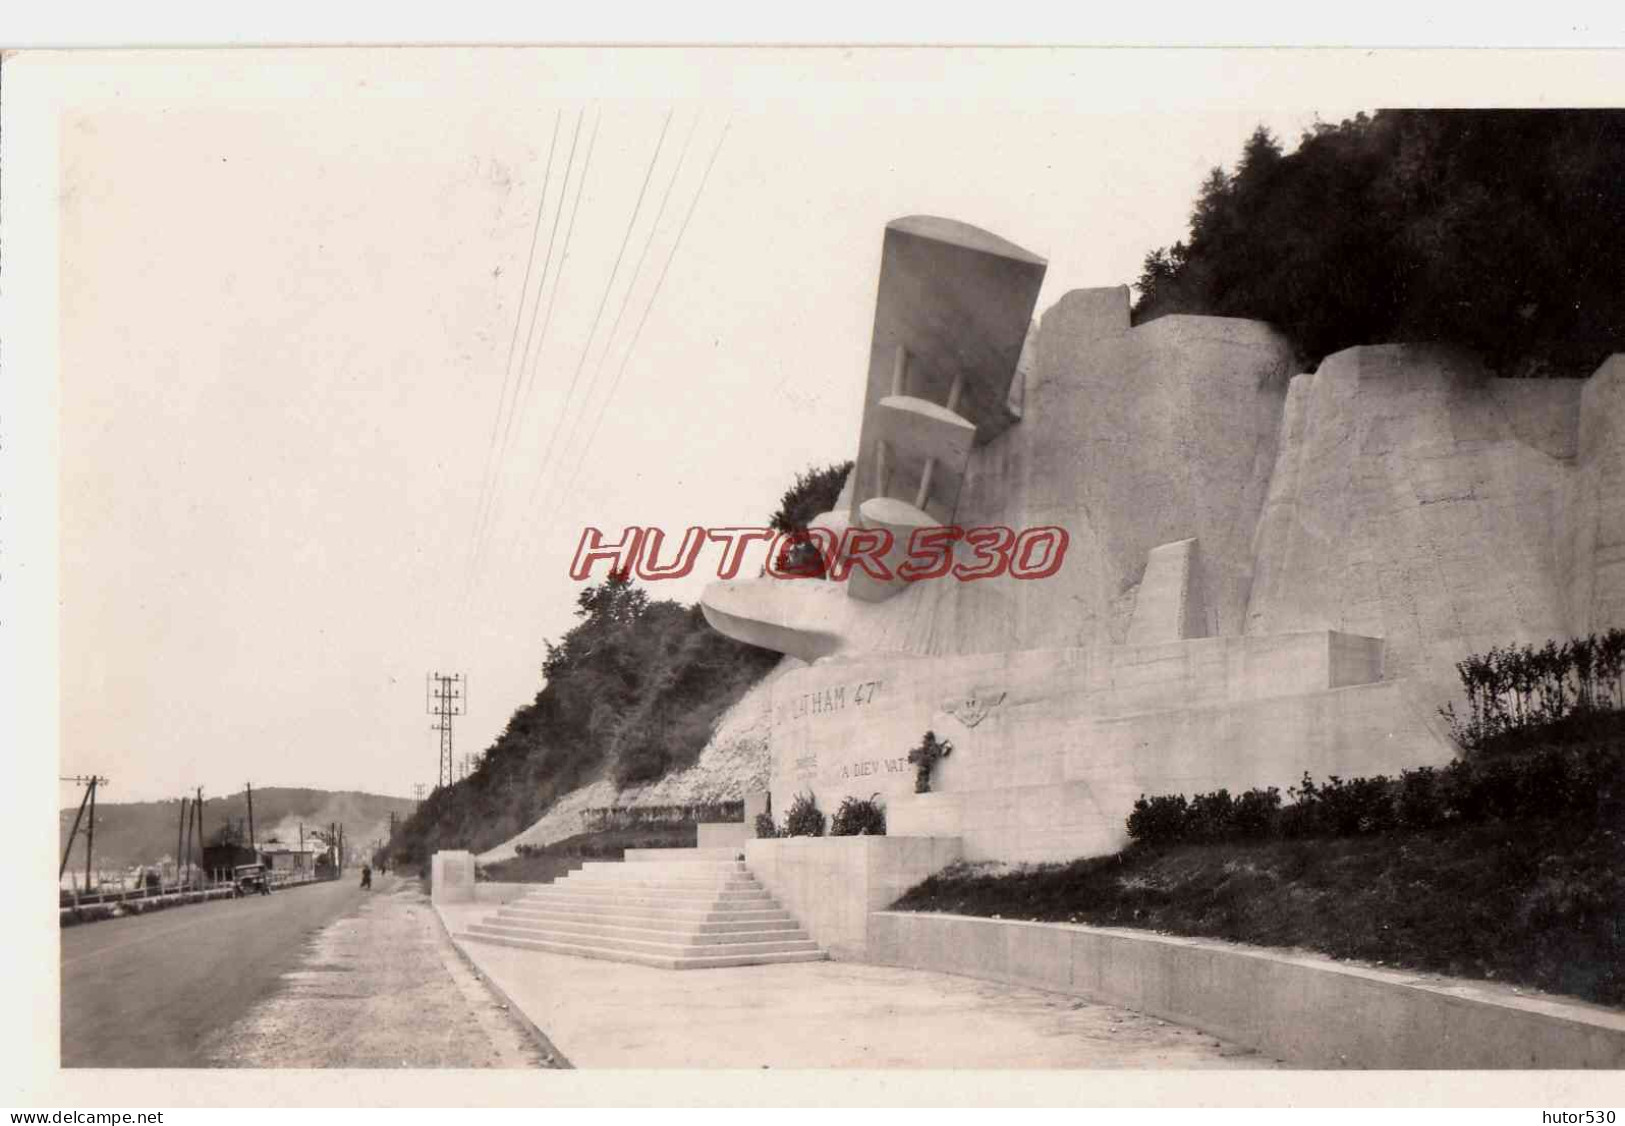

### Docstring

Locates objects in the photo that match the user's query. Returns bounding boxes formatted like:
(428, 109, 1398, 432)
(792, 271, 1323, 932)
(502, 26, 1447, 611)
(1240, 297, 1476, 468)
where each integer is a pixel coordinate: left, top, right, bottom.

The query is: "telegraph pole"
(59, 776, 109, 888)
(426, 672, 465, 789)
(180, 795, 192, 886)
(192, 788, 205, 885)
(413, 783, 426, 803)
(176, 795, 189, 887)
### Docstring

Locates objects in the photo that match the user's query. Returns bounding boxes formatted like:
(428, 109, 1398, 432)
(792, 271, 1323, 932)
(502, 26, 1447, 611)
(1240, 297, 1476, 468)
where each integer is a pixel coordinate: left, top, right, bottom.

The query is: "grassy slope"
(894, 818, 1624, 1006)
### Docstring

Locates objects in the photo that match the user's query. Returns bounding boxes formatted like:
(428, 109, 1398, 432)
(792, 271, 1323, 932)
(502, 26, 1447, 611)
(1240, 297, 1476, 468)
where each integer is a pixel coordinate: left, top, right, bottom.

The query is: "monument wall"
(702, 217, 1625, 865)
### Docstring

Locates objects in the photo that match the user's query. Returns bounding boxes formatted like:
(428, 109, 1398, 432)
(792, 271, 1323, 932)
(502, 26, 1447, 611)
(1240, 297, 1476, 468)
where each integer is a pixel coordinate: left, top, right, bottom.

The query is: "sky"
(35, 47, 1518, 803)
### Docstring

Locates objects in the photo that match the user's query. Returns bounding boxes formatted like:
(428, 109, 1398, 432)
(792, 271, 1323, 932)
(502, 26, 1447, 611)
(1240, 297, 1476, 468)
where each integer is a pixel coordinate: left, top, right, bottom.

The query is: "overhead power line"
(462, 110, 564, 592)
(547, 110, 701, 512)
(557, 118, 733, 502)
(464, 108, 589, 594)
(503, 109, 675, 577)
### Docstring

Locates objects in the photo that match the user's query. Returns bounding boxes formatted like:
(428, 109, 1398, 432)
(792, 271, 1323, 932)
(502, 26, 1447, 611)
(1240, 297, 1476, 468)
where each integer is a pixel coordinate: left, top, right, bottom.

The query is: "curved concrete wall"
(868, 912, 1625, 1069)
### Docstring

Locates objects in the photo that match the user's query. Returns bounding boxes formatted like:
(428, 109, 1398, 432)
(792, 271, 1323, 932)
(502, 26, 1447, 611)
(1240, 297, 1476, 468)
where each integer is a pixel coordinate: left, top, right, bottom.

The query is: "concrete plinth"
(430, 850, 476, 905)
(744, 835, 962, 959)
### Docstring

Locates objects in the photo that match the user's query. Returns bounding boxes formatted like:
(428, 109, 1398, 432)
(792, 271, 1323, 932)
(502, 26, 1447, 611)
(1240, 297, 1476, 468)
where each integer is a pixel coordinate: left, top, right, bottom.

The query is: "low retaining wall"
(868, 911, 1625, 1069)
(697, 821, 750, 849)
(744, 836, 961, 959)
(473, 881, 533, 905)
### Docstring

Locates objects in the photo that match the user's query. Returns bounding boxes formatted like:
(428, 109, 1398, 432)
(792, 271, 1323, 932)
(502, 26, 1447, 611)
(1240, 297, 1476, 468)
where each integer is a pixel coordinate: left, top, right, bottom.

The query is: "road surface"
(61, 876, 363, 1066)
(203, 877, 553, 1068)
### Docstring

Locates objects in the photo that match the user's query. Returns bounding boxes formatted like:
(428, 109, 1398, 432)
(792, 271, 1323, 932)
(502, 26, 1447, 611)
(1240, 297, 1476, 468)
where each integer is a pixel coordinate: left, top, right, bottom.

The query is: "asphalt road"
(60, 876, 365, 1067)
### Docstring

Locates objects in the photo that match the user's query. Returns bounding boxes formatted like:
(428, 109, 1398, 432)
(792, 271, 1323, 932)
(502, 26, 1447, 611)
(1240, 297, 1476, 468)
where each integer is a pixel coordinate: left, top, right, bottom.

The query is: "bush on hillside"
(1440, 629, 1625, 752)
(1126, 728, 1624, 849)
(1134, 111, 1625, 379)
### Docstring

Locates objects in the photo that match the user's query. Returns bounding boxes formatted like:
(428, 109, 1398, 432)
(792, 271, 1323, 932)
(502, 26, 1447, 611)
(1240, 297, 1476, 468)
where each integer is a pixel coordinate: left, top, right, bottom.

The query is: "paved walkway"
(437, 903, 1283, 1069)
(204, 879, 557, 1068)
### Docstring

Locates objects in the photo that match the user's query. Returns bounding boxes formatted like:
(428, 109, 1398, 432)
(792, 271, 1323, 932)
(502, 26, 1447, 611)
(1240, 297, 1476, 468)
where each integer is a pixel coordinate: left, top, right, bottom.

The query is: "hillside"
(1134, 110, 1625, 379)
(59, 787, 417, 870)
(388, 462, 850, 870)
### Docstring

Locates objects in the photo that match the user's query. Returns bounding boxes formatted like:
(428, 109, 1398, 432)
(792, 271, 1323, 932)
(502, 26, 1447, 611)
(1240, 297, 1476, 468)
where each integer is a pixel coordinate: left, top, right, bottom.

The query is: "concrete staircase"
(457, 847, 826, 969)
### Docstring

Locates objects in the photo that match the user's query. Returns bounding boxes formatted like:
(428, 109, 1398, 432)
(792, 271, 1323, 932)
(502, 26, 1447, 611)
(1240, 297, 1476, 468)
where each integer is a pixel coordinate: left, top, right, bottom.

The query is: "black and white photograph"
(4, 27, 1625, 1114)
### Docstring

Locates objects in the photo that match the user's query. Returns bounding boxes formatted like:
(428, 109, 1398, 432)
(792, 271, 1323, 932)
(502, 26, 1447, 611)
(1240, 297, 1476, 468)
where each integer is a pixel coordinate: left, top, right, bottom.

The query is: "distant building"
(263, 844, 322, 875)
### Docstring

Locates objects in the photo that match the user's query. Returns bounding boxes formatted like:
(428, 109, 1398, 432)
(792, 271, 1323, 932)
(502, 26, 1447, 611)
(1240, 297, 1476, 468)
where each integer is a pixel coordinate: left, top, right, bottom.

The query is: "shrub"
(1185, 789, 1236, 843)
(1441, 629, 1625, 753)
(1126, 793, 1189, 846)
(1231, 786, 1282, 838)
(1126, 719, 1624, 847)
(1319, 774, 1395, 835)
(1395, 766, 1446, 830)
(830, 794, 886, 836)
(782, 792, 825, 838)
(753, 812, 780, 839)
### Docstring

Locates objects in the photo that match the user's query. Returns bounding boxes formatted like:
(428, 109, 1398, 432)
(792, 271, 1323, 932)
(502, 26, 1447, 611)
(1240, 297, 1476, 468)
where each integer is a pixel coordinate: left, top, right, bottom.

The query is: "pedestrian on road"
(360, 863, 372, 890)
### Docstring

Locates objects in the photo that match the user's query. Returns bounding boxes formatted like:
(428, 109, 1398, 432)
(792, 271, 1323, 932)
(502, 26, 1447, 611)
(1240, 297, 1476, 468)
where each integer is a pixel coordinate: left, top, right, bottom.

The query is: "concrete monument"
(702, 216, 1625, 864)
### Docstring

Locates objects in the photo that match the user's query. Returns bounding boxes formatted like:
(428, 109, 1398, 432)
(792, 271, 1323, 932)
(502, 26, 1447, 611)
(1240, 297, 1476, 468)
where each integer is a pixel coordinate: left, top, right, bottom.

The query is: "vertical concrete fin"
(1125, 538, 1209, 645)
(1577, 354, 1625, 633)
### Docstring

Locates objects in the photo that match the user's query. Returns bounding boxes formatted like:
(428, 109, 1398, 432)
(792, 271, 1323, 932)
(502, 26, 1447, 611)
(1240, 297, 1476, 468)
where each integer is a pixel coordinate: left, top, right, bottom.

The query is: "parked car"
(233, 863, 271, 897)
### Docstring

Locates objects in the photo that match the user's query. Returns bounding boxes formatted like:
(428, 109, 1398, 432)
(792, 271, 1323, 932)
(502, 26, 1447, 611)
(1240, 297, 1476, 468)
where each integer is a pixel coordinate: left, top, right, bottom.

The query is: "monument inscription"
(775, 678, 884, 724)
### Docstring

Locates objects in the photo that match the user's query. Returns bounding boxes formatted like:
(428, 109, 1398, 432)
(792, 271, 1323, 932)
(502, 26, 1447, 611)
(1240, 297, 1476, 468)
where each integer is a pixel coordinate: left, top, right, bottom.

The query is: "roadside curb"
(429, 893, 573, 1069)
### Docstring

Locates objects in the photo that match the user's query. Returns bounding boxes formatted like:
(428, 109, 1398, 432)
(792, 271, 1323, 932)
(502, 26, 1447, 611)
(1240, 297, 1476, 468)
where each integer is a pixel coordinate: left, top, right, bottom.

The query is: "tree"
(1130, 110, 1625, 379)
(767, 461, 853, 578)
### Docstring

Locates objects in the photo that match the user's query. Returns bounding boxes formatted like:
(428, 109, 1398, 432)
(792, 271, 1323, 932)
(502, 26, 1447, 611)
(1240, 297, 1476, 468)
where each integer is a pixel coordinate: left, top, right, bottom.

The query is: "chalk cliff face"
(1243, 343, 1616, 714)
(709, 286, 1623, 693)
(492, 270, 1625, 866)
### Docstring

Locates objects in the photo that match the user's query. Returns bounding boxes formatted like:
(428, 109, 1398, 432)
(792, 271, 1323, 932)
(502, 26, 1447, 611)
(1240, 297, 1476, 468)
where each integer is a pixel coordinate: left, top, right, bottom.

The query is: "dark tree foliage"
(768, 461, 854, 533)
(768, 460, 853, 578)
(1133, 112, 1625, 377)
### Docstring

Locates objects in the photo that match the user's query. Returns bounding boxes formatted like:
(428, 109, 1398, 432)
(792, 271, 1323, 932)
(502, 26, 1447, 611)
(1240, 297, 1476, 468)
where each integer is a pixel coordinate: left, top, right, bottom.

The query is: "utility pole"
(413, 783, 426, 803)
(245, 782, 257, 855)
(192, 788, 205, 885)
(425, 672, 465, 790)
(181, 795, 193, 886)
(59, 776, 109, 888)
(177, 795, 189, 887)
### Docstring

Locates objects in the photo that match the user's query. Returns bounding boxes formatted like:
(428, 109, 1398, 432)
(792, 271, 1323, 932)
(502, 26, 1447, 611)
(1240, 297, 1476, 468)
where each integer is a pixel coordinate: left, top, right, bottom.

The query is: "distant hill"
(58, 787, 417, 870)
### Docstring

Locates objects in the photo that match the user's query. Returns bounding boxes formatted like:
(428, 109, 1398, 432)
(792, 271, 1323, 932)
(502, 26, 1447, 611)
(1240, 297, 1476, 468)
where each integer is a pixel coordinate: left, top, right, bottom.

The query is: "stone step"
(623, 847, 744, 863)
(497, 901, 794, 928)
(573, 863, 749, 881)
(561, 867, 759, 883)
(460, 928, 828, 970)
(479, 914, 809, 947)
(553, 875, 762, 894)
(516, 887, 773, 909)
(579, 859, 746, 874)
(470, 921, 820, 957)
